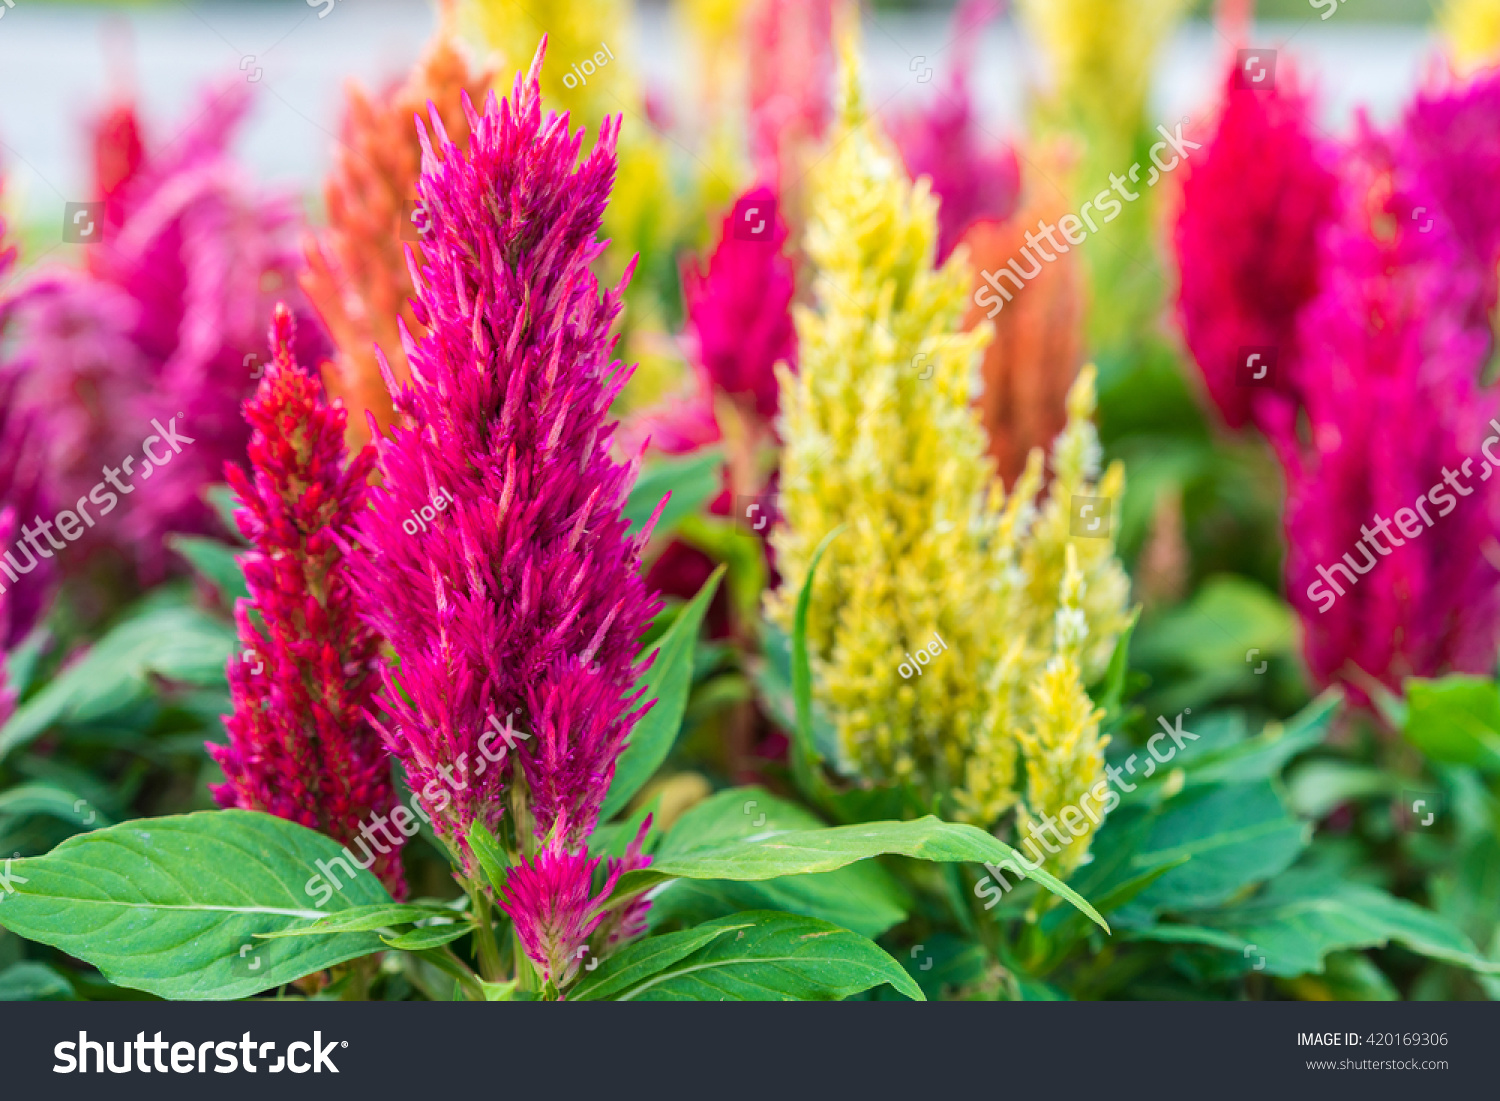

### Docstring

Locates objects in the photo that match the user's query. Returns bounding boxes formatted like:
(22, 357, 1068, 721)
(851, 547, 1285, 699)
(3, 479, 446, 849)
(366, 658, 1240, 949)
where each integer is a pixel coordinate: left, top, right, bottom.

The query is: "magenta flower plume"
(1174, 65, 1339, 435)
(209, 303, 404, 896)
(0, 507, 17, 728)
(681, 184, 797, 423)
(747, 0, 835, 185)
(497, 847, 620, 988)
(0, 207, 56, 643)
(1283, 154, 1500, 696)
(3, 83, 325, 581)
(346, 40, 661, 903)
(1386, 68, 1500, 344)
(891, 0, 1020, 262)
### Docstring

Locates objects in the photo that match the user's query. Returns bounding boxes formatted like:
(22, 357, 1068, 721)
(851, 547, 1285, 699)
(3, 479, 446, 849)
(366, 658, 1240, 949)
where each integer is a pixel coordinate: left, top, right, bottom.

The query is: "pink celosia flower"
(1283, 134, 1500, 696)
(1174, 64, 1339, 435)
(891, 0, 1020, 263)
(498, 847, 620, 988)
(346, 38, 661, 937)
(209, 303, 403, 896)
(0, 507, 16, 728)
(3, 83, 325, 582)
(747, 0, 835, 186)
(680, 184, 798, 424)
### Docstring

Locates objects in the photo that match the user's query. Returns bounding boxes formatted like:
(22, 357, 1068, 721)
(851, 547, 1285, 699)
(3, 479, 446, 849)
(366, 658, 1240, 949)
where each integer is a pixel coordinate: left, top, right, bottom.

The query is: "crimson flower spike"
(210, 303, 405, 897)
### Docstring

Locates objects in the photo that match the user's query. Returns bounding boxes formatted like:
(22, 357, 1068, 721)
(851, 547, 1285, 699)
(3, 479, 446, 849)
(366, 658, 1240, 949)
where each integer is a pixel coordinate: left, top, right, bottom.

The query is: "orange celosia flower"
(960, 160, 1087, 489)
(301, 9, 492, 448)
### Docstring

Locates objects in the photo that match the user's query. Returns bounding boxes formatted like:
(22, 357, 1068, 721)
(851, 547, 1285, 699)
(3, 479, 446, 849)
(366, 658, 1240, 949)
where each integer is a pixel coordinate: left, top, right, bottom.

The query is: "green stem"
(469, 888, 506, 984)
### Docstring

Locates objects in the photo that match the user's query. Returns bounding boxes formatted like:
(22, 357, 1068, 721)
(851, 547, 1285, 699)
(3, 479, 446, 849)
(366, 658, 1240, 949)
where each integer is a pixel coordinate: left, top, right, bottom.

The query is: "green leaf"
(0, 810, 393, 999)
(1091, 614, 1138, 731)
(258, 903, 454, 939)
(203, 484, 247, 542)
(1113, 781, 1309, 918)
(579, 911, 923, 1001)
(0, 961, 75, 1000)
(1133, 575, 1295, 675)
(623, 448, 724, 537)
(465, 821, 513, 895)
(380, 924, 471, 951)
(615, 815, 1108, 933)
(1184, 870, 1500, 978)
(648, 789, 910, 939)
(0, 605, 236, 762)
(569, 918, 751, 1001)
(790, 527, 843, 801)
(0, 782, 114, 829)
(600, 566, 725, 822)
(167, 534, 250, 605)
(1401, 675, 1500, 772)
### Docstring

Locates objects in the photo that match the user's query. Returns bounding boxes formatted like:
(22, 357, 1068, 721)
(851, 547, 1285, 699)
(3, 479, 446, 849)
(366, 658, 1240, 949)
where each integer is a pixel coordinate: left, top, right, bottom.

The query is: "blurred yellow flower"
(1440, 0, 1500, 71)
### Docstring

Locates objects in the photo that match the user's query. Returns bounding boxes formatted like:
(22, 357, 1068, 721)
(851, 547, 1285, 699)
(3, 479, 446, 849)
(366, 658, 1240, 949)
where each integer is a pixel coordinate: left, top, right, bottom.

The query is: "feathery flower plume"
(747, 0, 836, 191)
(768, 27, 995, 801)
(209, 304, 403, 895)
(768, 28, 1131, 841)
(347, 42, 660, 979)
(3, 83, 322, 579)
(960, 154, 1086, 488)
(891, 0, 1019, 263)
(1283, 146, 1500, 695)
(1174, 66, 1341, 435)
(681, 183, 798, 424)
(302, 13, 492, 449)
(0, 204, 56, 641)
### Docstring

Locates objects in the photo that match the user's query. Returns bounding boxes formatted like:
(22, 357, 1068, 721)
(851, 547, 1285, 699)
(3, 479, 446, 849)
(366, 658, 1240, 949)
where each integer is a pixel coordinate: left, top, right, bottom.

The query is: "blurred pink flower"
(891, 0, 1019, 262)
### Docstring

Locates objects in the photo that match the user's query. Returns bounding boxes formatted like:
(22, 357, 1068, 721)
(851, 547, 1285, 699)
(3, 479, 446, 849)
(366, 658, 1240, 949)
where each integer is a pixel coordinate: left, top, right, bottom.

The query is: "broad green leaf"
(1114, 781, 1309, 918)
(258, 903, 454, 939)
(623, 447, 724, 537)
(1185, 870, 1500, 978)
(569, 919, 751, 1001)
(0, 782, 114, 829)
(1401, 675, 1500, 772)
(648, 789, 910, 939)
(582, 911, 923, 1001)
(1286, 760, 1399, 820)
(600, 566, 725, 822)
(0, 605, 236, 761)
(790, 528, 843, 802)
(0, 961, 75, 1000)
(0, 810, 392, 999)
(1091, 615, 1138, 731)
(613, 815, 1108, 932)
(167, 535, 250, 604)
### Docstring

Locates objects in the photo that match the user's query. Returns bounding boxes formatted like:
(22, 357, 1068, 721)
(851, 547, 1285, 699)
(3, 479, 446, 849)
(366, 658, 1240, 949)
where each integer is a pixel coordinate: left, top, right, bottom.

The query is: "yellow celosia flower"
(1440, 0, 1500, 72)
(769, 26, 1133, 845)
(767, 27, 996, 798)
(1014, 545, 1109, 879)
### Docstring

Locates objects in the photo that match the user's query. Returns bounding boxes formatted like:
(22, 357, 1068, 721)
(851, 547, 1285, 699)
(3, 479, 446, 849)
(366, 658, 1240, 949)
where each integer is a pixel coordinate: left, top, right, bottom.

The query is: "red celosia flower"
(747, 0, 835, 187)
(210, 303, 403, 896)
(1174, 64, 1339, 434)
